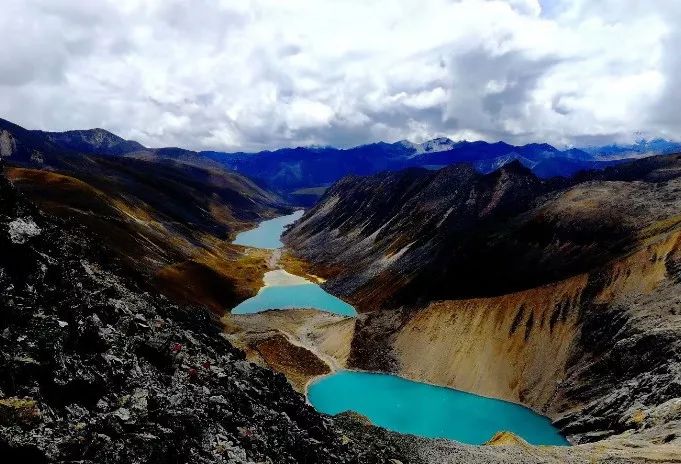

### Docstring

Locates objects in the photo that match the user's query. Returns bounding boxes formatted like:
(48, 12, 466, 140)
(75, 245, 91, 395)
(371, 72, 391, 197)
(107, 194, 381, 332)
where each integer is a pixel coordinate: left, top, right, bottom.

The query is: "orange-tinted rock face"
(382, 229, 681, 407)
(391, 274, 588, 409)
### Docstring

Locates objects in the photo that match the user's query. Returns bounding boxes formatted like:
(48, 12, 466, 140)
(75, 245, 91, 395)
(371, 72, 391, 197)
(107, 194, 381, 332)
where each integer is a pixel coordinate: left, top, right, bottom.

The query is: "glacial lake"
(308, 371, 569, 446)
(231, 211, 357, 316)
(231, 276, 357, 316)
(233, 210, 305, 249)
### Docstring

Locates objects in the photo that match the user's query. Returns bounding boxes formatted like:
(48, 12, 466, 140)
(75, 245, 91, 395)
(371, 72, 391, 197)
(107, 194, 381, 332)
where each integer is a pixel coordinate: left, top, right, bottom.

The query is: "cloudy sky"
(1, 0, 679, 151)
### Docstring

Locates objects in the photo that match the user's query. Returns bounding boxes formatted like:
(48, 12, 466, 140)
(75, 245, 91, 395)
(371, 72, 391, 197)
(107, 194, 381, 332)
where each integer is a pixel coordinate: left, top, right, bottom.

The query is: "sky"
(1, 0, 679, 151)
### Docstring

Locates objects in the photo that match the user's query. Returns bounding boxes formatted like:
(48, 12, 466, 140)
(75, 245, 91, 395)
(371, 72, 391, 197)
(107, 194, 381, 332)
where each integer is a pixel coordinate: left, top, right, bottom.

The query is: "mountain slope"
(0, 119, 291, 313)
(42, 128, 145, 156)
(0, 163, 401, 464)
(284, 156, 681, 310)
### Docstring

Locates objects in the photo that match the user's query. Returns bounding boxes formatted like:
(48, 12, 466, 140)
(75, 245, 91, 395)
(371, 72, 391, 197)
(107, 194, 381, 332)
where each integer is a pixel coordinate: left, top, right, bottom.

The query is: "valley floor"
(224, 228, 681, 463)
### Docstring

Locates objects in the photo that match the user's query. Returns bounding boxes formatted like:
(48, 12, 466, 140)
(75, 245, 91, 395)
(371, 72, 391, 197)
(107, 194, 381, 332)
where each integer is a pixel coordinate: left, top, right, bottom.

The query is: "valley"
(1, 117, 680, 463)
(225, 154, 681, 461)
(229, 212, 357, 317)
(222, 208, 568, 447)
(5, 2, 681, 462)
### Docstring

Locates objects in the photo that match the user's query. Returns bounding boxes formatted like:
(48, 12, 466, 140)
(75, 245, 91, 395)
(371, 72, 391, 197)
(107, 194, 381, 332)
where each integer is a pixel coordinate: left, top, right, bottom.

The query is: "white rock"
(8, 217, 41, 244)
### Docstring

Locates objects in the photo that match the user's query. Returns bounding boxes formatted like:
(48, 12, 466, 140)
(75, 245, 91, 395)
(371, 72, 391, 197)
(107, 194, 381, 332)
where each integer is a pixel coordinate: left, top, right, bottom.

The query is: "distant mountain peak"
(581, 138, 681, 159)
(521, 142, 558, 152)
(42, 127, 145, 156)
(397, 136, 459, 156)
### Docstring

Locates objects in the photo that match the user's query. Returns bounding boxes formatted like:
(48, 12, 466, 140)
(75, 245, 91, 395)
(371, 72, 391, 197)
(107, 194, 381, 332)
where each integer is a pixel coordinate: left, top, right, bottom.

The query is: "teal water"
(231, 211, 357, 316)
(308, 371, 569, 446)
(233, 210, 304, 249)
(232, 283, 357, 316)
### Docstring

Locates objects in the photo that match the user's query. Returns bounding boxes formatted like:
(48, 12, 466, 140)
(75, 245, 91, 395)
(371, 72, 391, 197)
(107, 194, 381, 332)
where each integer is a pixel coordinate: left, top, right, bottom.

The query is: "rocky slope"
(0, 118, 292, 313)
(283, 155, 681, 310)
(3, 162, 679, 464)
(0, 163, 396, 463)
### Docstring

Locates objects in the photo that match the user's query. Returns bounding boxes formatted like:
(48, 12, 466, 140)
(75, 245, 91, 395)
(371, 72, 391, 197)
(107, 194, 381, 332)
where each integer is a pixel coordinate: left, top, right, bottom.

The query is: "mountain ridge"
(4, 117, 680, 205)
(0, 117, 294, 315)
(283, 153, 681, 309)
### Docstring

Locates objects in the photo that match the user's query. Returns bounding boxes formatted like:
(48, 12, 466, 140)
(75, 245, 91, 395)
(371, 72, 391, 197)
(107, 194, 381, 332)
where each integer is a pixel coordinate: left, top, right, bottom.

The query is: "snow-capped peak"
(398, 137, 458, 156)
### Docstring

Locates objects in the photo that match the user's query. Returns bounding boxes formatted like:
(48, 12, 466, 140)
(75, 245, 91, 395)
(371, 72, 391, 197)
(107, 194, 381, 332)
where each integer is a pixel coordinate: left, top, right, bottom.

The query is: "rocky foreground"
(2, 160, 681, 463)
(0, 165, 381, 463)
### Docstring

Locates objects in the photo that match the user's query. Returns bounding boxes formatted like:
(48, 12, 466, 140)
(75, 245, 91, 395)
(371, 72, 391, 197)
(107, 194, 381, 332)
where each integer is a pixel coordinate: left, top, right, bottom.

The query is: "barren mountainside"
(229, 153, 681, 460)
(0, 119, 292, 313)
(284, 155, 681, 310)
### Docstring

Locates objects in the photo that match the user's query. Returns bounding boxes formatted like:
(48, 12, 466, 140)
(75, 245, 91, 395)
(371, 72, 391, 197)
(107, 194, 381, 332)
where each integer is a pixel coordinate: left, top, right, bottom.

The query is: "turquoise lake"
(233, 210, 305, 249)
(308, 371, 569, 446)
(231, 283, 357, 316)
(231, 210, 357, 316)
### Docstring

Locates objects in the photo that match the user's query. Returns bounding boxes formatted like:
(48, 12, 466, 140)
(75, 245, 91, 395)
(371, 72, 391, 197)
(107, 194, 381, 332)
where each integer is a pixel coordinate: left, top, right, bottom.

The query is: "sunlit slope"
(4, 147, 290, 313)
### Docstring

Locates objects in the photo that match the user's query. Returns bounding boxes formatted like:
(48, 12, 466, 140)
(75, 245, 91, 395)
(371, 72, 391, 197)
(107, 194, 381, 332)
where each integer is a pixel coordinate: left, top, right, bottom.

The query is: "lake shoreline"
(307, 369, 571, 447)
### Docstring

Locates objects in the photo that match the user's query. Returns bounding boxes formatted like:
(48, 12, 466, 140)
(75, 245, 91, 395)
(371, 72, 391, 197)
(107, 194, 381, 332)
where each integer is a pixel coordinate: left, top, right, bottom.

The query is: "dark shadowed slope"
(43, 128, 145, 156)
(284, 154, 681, 310)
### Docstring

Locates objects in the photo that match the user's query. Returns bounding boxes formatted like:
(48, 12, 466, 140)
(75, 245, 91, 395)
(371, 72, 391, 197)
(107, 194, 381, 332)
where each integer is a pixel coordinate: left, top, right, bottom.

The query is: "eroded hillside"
(0, 119, 292, 313)
(223, 155, 681, 461)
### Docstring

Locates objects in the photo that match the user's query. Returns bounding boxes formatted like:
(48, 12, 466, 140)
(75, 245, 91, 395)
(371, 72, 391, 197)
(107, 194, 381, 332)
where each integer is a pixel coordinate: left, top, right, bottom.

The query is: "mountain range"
(3, 117, 680, 205)
(2, 114, 681, 462)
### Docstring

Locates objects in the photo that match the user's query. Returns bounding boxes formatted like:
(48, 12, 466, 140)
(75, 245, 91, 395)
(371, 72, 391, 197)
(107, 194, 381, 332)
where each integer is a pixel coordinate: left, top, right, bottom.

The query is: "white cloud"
(0, 0, 679, 150)
(285, 100, 334, 130)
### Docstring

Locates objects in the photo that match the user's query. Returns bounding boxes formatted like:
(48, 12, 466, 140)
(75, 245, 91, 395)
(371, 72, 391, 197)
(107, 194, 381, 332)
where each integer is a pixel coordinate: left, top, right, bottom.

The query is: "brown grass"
(154, 245, 271, 314)
(8, 167, 278, 317)
(251, 334, 330, 390)
(280, 251, 343, 284)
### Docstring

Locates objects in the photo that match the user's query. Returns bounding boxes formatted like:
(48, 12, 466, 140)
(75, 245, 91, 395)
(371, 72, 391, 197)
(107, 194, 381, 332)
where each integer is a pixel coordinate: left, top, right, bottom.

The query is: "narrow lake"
(231, 211, 357, 316)
(233, 210, 305, 249)
(231, 270, 356, 316)
(308, 371, 569, 446)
